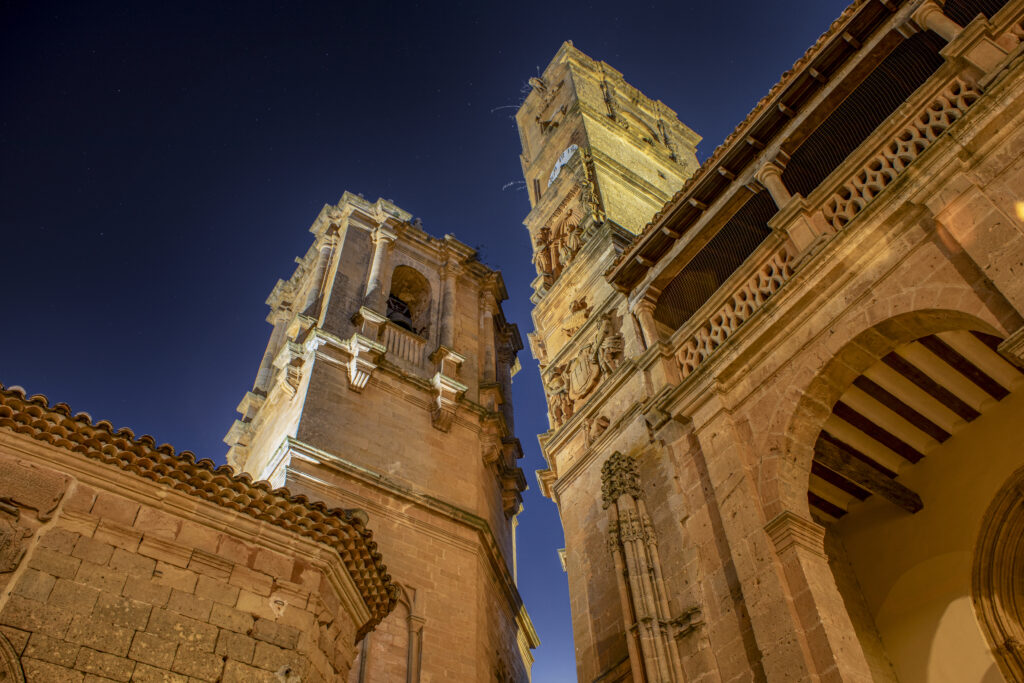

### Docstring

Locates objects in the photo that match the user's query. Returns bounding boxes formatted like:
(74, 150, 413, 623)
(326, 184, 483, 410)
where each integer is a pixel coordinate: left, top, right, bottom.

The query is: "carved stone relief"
(561, 297, 592, 337)
(0, 629, 25, 683)
(544, 312, 624, 429)
(532, 186, 585, 289)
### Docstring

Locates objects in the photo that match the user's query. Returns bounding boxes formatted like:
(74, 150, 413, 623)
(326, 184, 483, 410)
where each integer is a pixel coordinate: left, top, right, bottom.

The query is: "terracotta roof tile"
(0, 382, 396, 636)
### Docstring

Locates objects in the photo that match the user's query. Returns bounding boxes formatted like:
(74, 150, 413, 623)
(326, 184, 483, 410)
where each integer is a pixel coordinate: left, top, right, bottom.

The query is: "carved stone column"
(633, 297, 659, 349)
(302, 232, 337, 314)
(912, 1, 963, 42)
(479, 286, 498, 384)
(602, 451, 685, 682)
(439, 261, 460, 350)
(364, 225, 397, 312)
(754, 161, 792, 208)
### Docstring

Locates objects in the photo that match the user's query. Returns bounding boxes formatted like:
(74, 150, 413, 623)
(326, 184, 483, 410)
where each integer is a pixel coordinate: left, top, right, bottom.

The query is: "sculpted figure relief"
(546, 367, 574, 427)
(531, 197, 586, 290)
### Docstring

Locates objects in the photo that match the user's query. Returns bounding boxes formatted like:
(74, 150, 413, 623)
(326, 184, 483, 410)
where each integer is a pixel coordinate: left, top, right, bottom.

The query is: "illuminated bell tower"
(516, 43, 700, 680)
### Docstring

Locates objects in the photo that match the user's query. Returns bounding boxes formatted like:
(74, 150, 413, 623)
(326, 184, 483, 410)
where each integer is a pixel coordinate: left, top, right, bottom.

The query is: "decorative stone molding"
(0, 630, 24, 683)
(601, 451, 641, 508)
(353, 305, 388, 340)
(273, 340, 308, 396)
(823, 76, 980, 230)
(676, 245, 795, 379)
(764, 510, 827, 558)
(429, 346, 464, 379)
(346, 335, 385, 393)
(430, 372, 467, 432)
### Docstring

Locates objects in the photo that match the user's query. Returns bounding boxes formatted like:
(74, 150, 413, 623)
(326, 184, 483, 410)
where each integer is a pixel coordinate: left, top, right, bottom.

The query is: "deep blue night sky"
(2, 1, 849, 679)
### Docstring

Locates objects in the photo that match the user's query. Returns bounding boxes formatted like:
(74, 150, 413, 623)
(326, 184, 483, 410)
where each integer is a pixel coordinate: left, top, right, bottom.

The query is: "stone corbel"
(767, 194, 834, 267)
(429, 346, 465, 379)
(344, 334, 385, 392)
(272, 340, 308, 396)
(430, 372, 467, 432)
(537, 468, 558, 501)
(352, 306, 387, 341)
(499, 464, 527, 517)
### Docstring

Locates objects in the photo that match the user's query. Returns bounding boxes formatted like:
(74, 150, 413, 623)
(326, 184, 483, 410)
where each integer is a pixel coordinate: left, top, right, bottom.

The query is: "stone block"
(13, 568, 57, 602)
(166, 588, 213, 622)
(216, 629, 256, 663)
(139, 537, 192, 569)
(65, 614, 134, 656)
(228, 565, 273, 596)
(146, 608, 218, 652)
(252, 640, 306, 675)
(130, 663, 189, 682)
(72, 536, 115, 565)
(128, 631, 178, 669)
(194, 575, 239, 607)
(0, 594, 73, 639)
(92, 592, 152, 630)
(75, 646, 136, 681)
(234, 590, 277, 620)
(108, 547, 155, 578)
(122, 576, 172, 607)
(39, 528, 81, 554)
(93, 519, 143, 552)
(251, 548, 292, 579)
(214, 534, 253, 567)
(252, 618, 299, 649)
(170, 643, 225, 681)
(152, 562, 198, 593)
(91, 493, 140, 527)
(24, 631, 80, 667)
(21, 657, 85, 682)
(75, 560, 128, 593)
(221, 660, 278, 683)
(208, 603, 254, 635)
(49, 578, 101, 616)
(187, 551, 232, 582)
(174, 522, 219, 555)
(29, 546, 81, 579)
(134, 507, 181, 540)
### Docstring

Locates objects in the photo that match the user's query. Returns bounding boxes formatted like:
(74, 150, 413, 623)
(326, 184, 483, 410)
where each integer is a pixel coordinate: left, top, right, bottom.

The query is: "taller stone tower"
(516, 43, 700, 680)
(224, 193, 537, 682)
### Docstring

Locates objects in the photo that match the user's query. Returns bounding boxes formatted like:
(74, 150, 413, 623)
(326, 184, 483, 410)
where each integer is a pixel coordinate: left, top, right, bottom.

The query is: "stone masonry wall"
(0, 411, 392, 683)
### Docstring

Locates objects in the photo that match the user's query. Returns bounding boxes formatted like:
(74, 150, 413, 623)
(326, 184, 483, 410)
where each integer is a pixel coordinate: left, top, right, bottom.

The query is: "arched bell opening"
(387, 266, 432, 338)
(805, 328, 1024, 682)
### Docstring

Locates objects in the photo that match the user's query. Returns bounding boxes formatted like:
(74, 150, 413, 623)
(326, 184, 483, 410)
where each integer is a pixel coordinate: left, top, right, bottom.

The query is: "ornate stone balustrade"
(822, 76, 980, 230)
(674, 244, 795, 379)
(383, 321, 427, 366)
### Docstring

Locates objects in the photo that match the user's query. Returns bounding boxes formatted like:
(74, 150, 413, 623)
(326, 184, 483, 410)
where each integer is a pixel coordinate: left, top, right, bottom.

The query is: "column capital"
(764, 510, 826, 558)
(754, 160, 793, 207)
(371, 225, 398, 245)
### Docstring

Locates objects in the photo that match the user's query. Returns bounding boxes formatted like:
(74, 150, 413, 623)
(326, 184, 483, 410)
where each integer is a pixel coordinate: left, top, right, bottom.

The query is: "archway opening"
(804, 328, 1024, 682)
(387, 266, 432, 337)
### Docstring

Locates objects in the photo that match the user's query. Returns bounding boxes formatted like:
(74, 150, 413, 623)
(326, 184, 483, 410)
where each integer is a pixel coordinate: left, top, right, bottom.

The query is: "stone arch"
(765, 295, 1011, 518)
(388, 265, 432, 337)
(350, 582, 422, 683)
(973, 464, 1024, 682)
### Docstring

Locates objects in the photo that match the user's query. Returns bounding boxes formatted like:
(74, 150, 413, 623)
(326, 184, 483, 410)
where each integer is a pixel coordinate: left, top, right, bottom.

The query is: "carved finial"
(601, 451, 641, 507)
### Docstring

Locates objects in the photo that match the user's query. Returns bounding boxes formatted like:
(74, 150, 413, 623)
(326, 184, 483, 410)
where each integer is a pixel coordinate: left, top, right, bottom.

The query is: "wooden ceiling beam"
(814, 438, 923, 514)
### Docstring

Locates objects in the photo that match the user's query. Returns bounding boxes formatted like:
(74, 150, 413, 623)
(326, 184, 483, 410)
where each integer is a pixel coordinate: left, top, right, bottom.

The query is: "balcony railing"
(383, 322, 427, 367)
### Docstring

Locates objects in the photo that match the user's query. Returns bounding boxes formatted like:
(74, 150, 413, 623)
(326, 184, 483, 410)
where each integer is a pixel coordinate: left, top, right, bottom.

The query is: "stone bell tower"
(515, 42, 700, 435)
(516, 44, 700, 680)
(224, 193, 538, 682)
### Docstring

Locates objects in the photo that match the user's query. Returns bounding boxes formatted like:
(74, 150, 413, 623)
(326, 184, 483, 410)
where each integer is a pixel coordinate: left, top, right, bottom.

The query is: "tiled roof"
(610, 0, 870, 275)
(0, 382, 396, 635)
